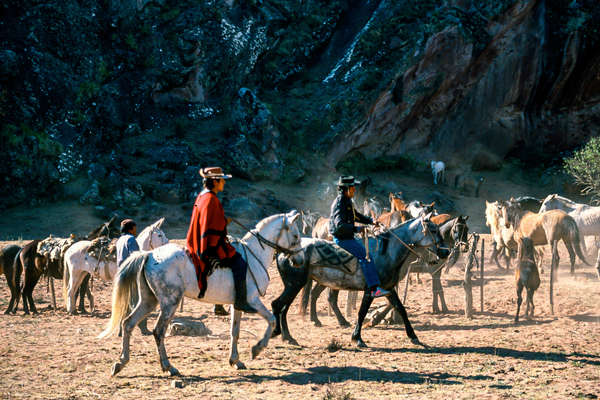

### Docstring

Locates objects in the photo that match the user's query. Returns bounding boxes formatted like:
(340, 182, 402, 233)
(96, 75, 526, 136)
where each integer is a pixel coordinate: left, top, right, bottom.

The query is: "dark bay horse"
(272, 216, 450, 348)
(1, 245, 22, 314)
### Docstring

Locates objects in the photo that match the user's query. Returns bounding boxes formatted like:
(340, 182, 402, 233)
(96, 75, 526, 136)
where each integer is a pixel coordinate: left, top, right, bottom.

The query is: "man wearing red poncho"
(186, 167, 257, 314)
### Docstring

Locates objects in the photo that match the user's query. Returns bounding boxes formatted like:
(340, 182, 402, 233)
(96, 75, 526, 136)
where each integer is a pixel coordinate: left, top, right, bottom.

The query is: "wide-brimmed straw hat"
(337, 175, 361, 187)
(199, 166, 232, 179)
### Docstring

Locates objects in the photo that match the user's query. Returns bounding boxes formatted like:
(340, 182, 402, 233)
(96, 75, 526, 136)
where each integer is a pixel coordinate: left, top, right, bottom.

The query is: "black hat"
(337, 175, 361, 187)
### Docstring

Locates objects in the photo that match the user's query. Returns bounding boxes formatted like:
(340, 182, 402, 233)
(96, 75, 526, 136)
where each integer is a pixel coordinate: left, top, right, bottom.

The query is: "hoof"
(271, 329, 281, 338)
(214, 305, 229, 316)
(283, 337, 299, 346)
(140, 329, 153, 336)
(339, 320, 351, 328)
(352, 337, 367, 348)
(111, 362, 124, 376)
(411, 337, 428, 348)
(168, 366, 181, 377)
(312, 320, 322, 328)
(251, 344, 262, 360)
(230, 360, 246, 370)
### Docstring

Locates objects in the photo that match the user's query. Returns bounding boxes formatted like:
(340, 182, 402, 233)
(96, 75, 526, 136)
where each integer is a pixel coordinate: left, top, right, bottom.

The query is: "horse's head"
(276, 211, 304, 266)
(501, 200, 521, 229)
(452, 215, 469, 252)
(419, 214, 450, 261)
(139, 217, 169, 250)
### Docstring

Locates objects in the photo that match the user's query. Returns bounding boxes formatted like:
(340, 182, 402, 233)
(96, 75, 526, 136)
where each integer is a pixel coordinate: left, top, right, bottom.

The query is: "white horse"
(539, 194, 600, 252)
(407, 200, 436, 218)
(539, 194, 600, 278)
(431, 161, 445, 185)
(98, 211, 303, 376)
(63, 217, 169, 314)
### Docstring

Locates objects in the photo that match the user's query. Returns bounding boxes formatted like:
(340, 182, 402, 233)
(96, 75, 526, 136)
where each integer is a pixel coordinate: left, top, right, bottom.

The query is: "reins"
(378, 225, 430, 262)
(229, 217, 301, 256)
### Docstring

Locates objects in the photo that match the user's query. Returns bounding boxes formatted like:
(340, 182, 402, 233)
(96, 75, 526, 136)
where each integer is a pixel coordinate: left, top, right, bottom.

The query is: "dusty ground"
(1, 235, 599, 400)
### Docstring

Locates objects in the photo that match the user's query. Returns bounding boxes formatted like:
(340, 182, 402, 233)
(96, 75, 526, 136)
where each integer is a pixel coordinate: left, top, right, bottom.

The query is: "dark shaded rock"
(225, 197, 261, 220)
(80, 180, 101, 205)
(230, 88, 283, 180)
(0, 50, 19, 79)
(88, 163, 107, 181)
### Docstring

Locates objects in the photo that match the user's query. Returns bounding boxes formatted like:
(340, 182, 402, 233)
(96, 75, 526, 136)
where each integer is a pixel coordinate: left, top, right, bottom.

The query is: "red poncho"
(186, 190, 236, 294)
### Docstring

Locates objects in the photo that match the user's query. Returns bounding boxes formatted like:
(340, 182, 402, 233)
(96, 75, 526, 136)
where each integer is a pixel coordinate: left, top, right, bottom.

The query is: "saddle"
(37, 235, 77, 262)
(307, 240, 358, 275)
(87, 237, 117, 263)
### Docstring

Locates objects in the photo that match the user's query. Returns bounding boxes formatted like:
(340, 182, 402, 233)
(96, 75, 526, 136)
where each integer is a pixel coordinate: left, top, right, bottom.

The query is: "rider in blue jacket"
(329, 176, 390, 298)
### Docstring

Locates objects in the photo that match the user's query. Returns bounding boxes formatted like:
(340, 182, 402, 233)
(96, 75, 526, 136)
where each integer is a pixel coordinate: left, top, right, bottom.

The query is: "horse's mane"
(544, 194, 577, 205)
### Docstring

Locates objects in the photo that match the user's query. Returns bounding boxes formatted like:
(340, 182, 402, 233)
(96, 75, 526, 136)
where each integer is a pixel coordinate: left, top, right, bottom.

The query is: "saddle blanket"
(37, 236, 76, 262)
(87, 237, 117, 263)
(307, 240, 358, 275)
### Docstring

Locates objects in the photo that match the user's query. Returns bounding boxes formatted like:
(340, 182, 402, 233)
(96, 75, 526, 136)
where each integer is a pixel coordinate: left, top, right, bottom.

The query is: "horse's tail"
(98, 252, 149, 339)
(12, 248, 23, 291)
(62, 254, 70, 306)
(566, 217, 590, 266)
(299, 280, 312, 316)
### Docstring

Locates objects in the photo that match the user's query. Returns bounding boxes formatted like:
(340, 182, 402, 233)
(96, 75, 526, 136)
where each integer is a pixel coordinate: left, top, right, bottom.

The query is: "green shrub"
(564, 136, 600, 201)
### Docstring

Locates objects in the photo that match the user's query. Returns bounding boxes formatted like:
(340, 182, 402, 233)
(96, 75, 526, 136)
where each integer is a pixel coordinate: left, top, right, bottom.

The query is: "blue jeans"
(334, 238, 381, 289)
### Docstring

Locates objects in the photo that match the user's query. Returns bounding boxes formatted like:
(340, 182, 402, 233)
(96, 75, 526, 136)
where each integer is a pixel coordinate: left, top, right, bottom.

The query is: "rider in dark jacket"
(329, 176, 390, 298)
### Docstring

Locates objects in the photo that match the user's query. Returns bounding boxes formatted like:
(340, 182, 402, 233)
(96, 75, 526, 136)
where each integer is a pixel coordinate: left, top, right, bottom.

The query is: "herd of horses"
(0, 192, 598, 376)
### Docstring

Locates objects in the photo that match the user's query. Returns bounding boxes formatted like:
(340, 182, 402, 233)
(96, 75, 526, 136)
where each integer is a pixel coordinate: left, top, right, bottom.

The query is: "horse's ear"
(154, 217, 165, 228)
(464, 215, 469, 221)
(424, 212, 432, 220)
(288, 211, 300, 225)
(430, 202, 435, 207)
(550, 194, 556, 199)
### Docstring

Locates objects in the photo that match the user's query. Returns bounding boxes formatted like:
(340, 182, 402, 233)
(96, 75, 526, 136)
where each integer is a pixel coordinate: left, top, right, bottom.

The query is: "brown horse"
(501, 202, 589, 274)
(430, 214, 452, 225)
(514, 237, 540, 322)
(376, 211, 411, 228)
(389, 192, 407, 212)
(311, 217, 332, 241)
(14, 240, 92, 314)
(1, 245, 22, 314)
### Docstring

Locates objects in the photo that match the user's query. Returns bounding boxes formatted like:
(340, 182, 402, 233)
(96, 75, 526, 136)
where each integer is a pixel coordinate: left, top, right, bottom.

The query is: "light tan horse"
(485, 200, 514, 269)
(312, 217, 332, 241)
(501, 203, 588, 273)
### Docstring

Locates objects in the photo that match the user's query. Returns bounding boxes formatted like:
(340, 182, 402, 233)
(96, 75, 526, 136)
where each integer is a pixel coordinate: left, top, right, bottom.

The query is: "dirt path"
(1, 236, 598, 399)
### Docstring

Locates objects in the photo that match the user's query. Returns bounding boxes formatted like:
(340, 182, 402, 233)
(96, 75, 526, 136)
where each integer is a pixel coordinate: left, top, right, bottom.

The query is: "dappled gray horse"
(272, 215, 450, 348)
(99, 211, 303, 376)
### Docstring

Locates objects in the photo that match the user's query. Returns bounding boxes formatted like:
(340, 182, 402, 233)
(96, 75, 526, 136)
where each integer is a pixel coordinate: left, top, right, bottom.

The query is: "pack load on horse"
(63, 217, 168, 314)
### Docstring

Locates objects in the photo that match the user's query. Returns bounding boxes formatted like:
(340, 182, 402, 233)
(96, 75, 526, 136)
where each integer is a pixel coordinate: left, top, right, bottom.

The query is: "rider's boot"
(232, 259, 258, 314)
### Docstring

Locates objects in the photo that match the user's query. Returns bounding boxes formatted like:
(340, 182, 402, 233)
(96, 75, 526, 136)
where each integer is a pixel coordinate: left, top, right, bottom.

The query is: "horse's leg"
(310, 283, 327, 327)
(351, 291, 374, 348)
(111, 278, 159, 376)
(228, 308, 245, 369)
(5, 263, 18, 314)
(77, 274, 91, 314)
(386, 289, 423, 346)
(528, 288, 535, 318)
(66, 269, 87, 315)
(22, 267, 41, 315)
(328, 289, 350, 327)
(271, 280, 305, 345)
(515, 283, 523, 323)
(327, 289, 334, 317)
(431, 269, 448, 314)
(562, 238, 576, 275)
(490, 242, 502, 270)
(11, 258, 23, 314)
(249, 299, 276, 360)
(152, 297, 181, 376)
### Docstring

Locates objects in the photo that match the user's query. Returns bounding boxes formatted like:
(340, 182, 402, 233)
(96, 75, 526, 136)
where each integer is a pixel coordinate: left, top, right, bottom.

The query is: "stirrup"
(370, 287, 391, 298)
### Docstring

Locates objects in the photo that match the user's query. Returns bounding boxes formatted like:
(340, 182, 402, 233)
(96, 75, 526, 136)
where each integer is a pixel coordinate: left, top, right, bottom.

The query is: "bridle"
(379, 218, 446, 263)
(451, 218, 469, 250)
(230, 217, 302, 256)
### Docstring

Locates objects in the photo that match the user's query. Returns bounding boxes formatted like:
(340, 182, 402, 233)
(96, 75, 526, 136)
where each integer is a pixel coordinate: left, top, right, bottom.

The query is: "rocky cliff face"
(1, 0, 599, 210)
(330, 0, 600, 171)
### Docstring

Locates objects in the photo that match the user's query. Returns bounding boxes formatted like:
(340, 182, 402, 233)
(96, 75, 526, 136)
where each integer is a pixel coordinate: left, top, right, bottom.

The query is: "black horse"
(272, 216, 450, 348)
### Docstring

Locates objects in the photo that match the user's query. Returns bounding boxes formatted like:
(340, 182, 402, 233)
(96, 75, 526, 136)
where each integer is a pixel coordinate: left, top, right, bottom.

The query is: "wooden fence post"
(464, 234, 479, 319)
(480, 238, 484, 313)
